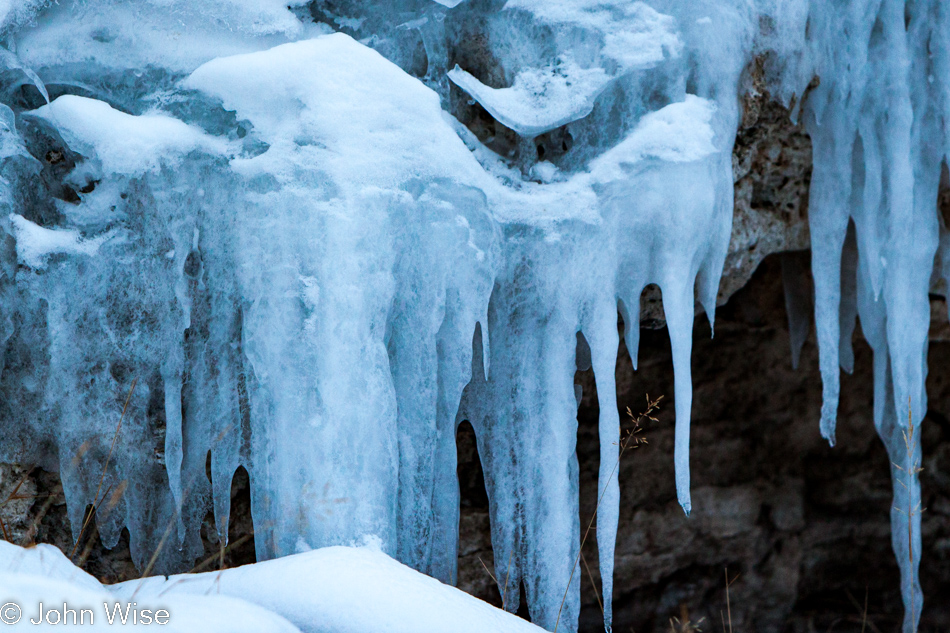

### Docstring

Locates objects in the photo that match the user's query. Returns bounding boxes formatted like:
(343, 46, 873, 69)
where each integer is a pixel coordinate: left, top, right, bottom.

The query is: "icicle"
(661, 280, 695, 515)
(839, 223, 858, 374)
(803, 137, 851, 446)
(780, 251, 812, 369)
(583, 304, 620, 632)
(854, 172, 925, 633)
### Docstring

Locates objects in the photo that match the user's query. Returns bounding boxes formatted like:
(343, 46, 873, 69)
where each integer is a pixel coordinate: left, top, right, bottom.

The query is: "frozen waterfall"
(0, 1, 947, 632)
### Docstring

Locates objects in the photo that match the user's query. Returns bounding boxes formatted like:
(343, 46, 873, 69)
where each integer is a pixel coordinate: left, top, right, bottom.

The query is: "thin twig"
(580, 550, 604, 615)
(724, 567, 737, 633)
(139, 504, 179, 580)
(189, 532, 255, 574)
(861, 587, 871, 633)
(0, 466, 37, 542)
(21, 484, 62, 547)
(554, 395, 659, 632)
(502, 548, 514, 611)
(2, 467, 35, 505)
(478, 555, 499, 586)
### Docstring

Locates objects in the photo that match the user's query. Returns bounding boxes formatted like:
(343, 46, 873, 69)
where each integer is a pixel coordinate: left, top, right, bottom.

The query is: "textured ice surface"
(504, 1, 682, 72)
(0, 1, 946, 632)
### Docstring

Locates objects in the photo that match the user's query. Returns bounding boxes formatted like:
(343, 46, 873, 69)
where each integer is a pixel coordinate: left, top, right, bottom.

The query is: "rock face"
(457, 256, 950, 633)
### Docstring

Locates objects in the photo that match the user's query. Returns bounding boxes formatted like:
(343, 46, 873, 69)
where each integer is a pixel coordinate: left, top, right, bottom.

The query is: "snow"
(0, 542, 102, 592)
(30, 95, 229, 175)
(13, 0, 320, 75)
(0, 574, 303, 632)
(503, 0, 682, 72)
(9, 214, 105, 269)
(589, 95, 718, 180)
(0, 542, 540, 633)
(184, 34, 486, 189)
(115, 545, 546, 633)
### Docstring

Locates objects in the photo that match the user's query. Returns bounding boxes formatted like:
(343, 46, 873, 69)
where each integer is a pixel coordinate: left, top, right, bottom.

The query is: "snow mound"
(0, 542, 539, 632)
(0, 573, 302, 632)
(9, 214, 106, 269)
(184, 34, 487, 189)
(30, 95, 229, 175)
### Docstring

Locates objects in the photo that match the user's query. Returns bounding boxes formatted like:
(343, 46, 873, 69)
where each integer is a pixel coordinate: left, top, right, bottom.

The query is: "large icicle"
(184, 35, 500, 561)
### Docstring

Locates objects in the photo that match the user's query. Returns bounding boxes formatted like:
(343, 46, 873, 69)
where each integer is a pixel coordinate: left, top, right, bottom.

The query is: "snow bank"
(184, 34, 487, 189)
(0, 542, 540, 633)
(0, 574, 302, 632)
(115, 546, 545, 633)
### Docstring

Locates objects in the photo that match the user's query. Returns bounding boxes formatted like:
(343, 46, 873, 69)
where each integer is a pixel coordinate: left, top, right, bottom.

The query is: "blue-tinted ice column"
(797, 2, 949, 628)
(187, 35, 501, 561)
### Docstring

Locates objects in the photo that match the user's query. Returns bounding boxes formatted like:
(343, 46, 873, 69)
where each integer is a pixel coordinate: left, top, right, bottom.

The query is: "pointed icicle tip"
(680, 501, 691, 517)
(820, 409, 837, 447)
(703, 301, 716, 340)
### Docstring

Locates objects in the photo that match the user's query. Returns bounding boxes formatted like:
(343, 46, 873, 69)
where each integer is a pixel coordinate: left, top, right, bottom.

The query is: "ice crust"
(0, 1, 947, 632)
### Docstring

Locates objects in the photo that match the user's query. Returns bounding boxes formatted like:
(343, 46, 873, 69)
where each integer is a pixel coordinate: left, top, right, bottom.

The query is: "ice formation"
(0, 1, 946, 632)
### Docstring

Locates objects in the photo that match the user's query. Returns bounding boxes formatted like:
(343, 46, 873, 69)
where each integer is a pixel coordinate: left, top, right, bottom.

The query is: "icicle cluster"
(787, 3, 950, 631)
(0, 1, 947, 632)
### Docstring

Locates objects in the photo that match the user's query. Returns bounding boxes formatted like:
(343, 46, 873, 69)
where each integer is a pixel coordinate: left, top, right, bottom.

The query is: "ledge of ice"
(448, 61, 612, 137)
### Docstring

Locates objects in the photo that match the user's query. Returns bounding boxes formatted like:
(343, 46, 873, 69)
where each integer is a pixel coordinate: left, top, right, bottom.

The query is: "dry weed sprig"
(553, 394, 660, 633)
(580, 549, 603, 615)
(20, 482, 63, 547)
(189, 531, 255, 574)
(478, 555, 499, 586)
(502, 548, 514, 611)
(891, 398, 925, 632)
(670, 604, 705, 632)
(477, 547, 516, 612)
(844, 587, 881, 633)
